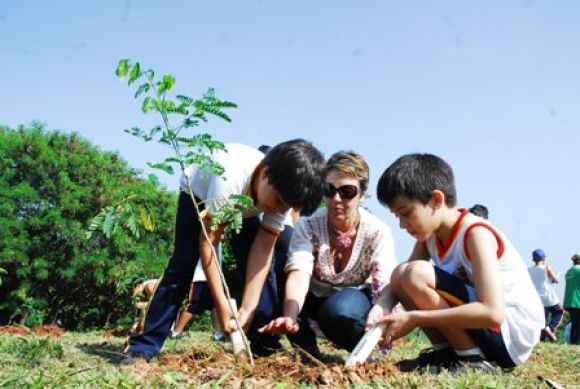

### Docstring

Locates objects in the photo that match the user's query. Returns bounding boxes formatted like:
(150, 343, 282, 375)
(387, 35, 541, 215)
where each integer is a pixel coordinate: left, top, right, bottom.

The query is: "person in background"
(563, 253, 580, 344)
(468, 204, 489, 220)
(528, 249, 563, 342)
(170, 258, 219, 340)
(370, 153, 544, 373)
(259, 151, 398, 356)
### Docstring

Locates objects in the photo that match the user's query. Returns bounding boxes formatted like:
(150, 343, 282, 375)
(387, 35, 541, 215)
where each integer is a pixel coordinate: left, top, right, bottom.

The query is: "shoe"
(213, 331, 226, 342)
(397, 347, 456, 373)
(543, 326, 557, 342)
(448, 354, 499, 373)
(169, 331, 182, 339)
(119, 352, 148, 366)
(251, 339, 284, 357)
(293, 343, 322, 364)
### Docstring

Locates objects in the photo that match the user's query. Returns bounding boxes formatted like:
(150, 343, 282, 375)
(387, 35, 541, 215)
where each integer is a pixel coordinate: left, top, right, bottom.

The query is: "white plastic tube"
(345, 323, 386, 367)
(228, 299, 244, 354)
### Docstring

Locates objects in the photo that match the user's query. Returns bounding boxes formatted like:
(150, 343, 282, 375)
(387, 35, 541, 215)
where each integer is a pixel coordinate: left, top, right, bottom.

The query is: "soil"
(0, 325, 65, 337)
(128, 345, 402, 388)
(0, 325, 31, 336)
(32, 324, 65, 337)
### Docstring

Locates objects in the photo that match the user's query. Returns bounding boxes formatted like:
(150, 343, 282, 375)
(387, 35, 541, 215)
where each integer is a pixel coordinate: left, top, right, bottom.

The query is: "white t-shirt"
(285, 207, 397, 303)
(179, 143, 289, 232)
(528, 265, 560, 306)
(424, 210, 544, 365)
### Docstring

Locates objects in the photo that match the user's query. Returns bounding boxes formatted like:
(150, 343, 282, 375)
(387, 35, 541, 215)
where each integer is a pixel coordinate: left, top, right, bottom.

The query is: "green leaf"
(176, 95, 193, 104)
(128, 62, 142, 85)
(157, 74, 176, 97)
(147, 173, 160, 188)
(116, 59, 130, 78)
(134, 83, 150, 98)
(147, 162, 174, 175)
(145, 69, 155, 81)
(141, 96, 153, 113)
(103, 208, 115, 238)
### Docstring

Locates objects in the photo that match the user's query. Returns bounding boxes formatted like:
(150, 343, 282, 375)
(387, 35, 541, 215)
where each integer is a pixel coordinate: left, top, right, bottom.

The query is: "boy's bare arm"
(414, 227, 504, 329)
(379, 227, 505, 341)
(546, 266, 559, 283)
(408, 241, 430, 261)
(237, 227, 277, 329)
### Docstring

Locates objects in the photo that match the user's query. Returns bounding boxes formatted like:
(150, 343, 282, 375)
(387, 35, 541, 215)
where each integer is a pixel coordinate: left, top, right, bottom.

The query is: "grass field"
(1, 326, 578, 388)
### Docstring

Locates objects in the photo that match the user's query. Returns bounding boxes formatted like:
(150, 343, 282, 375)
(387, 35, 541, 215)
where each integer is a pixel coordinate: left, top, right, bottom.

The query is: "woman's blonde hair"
(325, 151, 369, 192)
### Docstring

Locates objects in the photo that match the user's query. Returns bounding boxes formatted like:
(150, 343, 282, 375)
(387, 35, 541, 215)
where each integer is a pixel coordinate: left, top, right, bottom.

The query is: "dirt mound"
(0, 325, 31, 336)
(128, 346, 401, 387)
(32, 325, 65, 337)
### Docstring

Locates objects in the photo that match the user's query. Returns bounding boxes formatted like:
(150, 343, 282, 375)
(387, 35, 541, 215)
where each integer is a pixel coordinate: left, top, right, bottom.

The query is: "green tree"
(0, 123, 176, 329)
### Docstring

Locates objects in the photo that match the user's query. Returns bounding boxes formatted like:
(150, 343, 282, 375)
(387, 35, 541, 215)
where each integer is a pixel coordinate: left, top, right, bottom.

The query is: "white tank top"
(528, 265, 559, 306)
(424, 210, 544, 365)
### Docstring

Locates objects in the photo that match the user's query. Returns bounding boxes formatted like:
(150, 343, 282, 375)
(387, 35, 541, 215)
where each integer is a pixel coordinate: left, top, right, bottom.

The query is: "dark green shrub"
(0, 124, 176, 329)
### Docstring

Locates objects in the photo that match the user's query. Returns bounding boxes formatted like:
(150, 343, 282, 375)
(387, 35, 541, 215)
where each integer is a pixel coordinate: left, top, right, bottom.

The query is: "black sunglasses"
(324, 183, 359, 200)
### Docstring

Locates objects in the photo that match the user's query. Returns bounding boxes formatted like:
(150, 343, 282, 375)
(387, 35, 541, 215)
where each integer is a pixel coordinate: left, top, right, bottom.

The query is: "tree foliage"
(0, 123, 176, 329)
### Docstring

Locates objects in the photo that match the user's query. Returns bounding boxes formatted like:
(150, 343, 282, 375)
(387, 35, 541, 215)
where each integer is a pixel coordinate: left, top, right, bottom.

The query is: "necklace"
(329, 212, 360, 250)
(328, 212, 360, 273)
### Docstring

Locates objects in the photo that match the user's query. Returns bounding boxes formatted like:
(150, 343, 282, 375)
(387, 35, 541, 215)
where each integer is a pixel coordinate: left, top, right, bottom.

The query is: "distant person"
(528, 249, 563, 342)
(563, 254, 580, 344)
(468, 204, 489, 220)
(369, 153, 544, 373)
(122, 140, 325, 365)
(170, 258, 217, 339)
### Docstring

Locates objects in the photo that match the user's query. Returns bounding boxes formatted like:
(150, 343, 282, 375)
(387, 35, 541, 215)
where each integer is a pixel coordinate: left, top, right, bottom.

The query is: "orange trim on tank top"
(435, 209, 470, 261)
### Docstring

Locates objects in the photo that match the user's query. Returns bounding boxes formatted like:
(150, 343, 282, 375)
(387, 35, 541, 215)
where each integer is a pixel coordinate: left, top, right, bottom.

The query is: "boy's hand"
(229, 305, 254, 333)
(365, 304, 386, 330)
(377, 311, 416, 347)
(217, 302, 235, 333)
(258, 317, 300, 335)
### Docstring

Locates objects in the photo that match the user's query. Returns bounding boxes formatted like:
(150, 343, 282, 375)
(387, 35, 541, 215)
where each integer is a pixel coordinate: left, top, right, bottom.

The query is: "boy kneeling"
(369, 153, 544, 373)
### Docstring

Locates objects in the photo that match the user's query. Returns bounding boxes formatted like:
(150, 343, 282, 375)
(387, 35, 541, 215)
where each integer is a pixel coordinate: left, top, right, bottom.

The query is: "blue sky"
(1, 1, 579, 297)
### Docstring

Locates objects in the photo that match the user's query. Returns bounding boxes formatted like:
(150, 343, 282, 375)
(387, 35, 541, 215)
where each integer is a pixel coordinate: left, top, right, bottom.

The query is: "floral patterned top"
(284, 207, 397, 303)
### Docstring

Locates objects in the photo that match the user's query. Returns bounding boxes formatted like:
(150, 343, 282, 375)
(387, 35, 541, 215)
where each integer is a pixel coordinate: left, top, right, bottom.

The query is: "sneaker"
(397, 347, 456, 373)
(119, 352, 148, 366)
(293, 343, 322, 364)
(448, 354, 499, 373)
(169, 331, 182, 339)
(251, 339, 284, 357)
(543, 326, 557, 342)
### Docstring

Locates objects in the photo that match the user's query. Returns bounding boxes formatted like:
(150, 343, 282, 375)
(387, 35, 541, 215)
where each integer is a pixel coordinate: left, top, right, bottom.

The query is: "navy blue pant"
(288, 287, 372, 352)
(567, 308, 580, 344)
(127, 192, 286, 360)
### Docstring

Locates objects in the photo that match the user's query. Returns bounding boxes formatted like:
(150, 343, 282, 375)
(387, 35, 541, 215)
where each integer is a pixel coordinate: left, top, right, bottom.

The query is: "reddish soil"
(0, 325, 31, 336)
(32, 324, 65, 337)
(0, 324, 65, 337)
(127, 346, 403, 387)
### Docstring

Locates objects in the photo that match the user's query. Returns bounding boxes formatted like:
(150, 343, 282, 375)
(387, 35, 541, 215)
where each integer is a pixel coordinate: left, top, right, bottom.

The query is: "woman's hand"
(258, 317, 300, 335)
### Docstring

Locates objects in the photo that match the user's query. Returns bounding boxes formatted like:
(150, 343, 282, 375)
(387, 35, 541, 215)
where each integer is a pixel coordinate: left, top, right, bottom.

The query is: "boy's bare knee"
(402, 261, 435, 292)
(390, 262, 410, 293)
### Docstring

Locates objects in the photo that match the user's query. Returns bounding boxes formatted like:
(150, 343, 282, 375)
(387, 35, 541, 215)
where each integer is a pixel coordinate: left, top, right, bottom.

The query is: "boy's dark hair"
(469, 204, 489, 219)
(261, 139, 325, 216)
(258, 145, 272, 154)
(377, 153, 457, 208)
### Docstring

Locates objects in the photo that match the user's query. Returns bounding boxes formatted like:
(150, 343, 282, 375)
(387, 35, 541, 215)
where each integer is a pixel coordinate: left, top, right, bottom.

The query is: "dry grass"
(0, 327, 578, 388)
